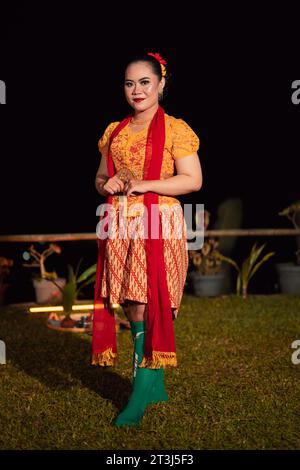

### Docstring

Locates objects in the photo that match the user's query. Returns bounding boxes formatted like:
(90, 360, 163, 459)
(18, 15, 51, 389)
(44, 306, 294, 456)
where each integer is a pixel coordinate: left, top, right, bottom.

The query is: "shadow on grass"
(1, 306, 132, 411)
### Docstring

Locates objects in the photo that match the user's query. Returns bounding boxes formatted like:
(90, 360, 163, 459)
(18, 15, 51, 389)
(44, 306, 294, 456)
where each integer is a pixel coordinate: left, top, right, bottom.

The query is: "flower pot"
(47, 312, 92, 333)
(275, 262, 300, 294)
(60, 315, 77, 328)
(33, 277, 66, 304)
(189, 270, 228, 297)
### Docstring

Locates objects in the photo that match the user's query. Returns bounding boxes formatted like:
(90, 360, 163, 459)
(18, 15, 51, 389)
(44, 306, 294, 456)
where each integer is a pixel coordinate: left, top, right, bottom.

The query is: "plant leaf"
(241, 243, 265, 286)
(75, 257, 84, 279)
(77, 275, 96, 294)
(249, 243, 266, 270)
(77, 264, 97, 283)
(67, 264, 76, 284)
(62, 282, 77, 315)
(236, 274, 241, 295)
(248, 252, 275, 282)
(216, 253, 240, 272)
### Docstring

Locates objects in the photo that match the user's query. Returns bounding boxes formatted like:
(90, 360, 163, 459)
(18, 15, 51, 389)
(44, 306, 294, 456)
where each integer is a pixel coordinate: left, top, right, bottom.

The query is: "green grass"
(0, 293, 300, 450)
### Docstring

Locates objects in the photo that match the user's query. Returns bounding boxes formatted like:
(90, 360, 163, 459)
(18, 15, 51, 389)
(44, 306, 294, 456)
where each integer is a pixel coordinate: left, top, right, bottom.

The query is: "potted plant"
(51, 260, 96, 328)
(0, 256, 14, 305)
(276, 200, 300, 293)
(22, 244, 66, 304)
(218, 242, 275, 299)
(188, 210, 228, 297)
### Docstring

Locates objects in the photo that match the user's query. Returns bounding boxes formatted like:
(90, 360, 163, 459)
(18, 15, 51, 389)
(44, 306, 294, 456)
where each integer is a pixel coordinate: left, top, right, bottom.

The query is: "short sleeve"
(98, 121, 120, 158)
(170, 118, 200, 160)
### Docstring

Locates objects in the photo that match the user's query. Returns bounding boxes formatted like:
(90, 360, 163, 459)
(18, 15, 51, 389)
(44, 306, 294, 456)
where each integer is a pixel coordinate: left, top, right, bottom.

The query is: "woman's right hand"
(102, 175, 125, 195)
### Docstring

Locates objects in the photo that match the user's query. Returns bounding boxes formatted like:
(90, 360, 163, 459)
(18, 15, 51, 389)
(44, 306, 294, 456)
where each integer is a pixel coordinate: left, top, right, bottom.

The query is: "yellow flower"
(161, 64, 167, 77)
(201, 243, 211, 256)
(193, 254, 202, 266)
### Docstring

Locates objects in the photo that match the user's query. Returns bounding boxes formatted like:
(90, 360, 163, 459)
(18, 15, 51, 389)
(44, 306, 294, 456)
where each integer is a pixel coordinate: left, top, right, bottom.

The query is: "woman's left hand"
(124, 179, 151, 196)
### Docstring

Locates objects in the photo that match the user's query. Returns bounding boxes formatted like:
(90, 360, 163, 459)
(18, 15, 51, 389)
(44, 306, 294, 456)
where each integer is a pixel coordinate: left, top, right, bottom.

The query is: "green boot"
(151, 369, 169, 404)
(115, 321, 167, 427)
(130, 321, 168, 404)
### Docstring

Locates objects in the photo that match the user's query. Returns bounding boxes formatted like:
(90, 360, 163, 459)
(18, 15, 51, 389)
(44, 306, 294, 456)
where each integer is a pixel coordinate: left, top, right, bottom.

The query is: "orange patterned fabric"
(98, 113, 199, 315)
(98, 113, 200, 216)
(100, 205, 189, 318)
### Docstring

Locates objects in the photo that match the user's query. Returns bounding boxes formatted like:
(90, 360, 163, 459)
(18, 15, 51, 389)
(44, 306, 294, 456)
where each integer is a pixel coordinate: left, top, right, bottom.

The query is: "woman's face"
(124, 61, 164, 112)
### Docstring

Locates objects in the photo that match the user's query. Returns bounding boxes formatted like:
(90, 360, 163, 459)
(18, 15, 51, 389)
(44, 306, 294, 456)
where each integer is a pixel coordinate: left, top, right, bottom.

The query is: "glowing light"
(29, 303, 120, 313)
(30, 306, 63, 313)
(22, 251, 30, 261)
(71, 304, 95, 311)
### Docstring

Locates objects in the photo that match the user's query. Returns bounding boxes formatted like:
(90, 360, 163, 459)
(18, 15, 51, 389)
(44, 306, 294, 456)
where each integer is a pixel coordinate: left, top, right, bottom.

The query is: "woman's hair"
(124, 53, 171, 100)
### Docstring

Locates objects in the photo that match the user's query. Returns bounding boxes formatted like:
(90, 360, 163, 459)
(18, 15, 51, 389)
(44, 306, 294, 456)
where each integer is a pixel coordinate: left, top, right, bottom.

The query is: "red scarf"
(92, 106, 177, 368)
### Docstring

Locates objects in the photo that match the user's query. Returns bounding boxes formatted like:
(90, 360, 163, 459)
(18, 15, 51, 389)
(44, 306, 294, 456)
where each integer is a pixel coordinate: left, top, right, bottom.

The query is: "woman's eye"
(125, 81, 150, 87)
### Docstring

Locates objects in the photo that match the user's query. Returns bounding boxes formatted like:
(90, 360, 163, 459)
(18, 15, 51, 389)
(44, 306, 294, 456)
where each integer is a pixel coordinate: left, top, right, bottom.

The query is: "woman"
(92, 52, 202, 427)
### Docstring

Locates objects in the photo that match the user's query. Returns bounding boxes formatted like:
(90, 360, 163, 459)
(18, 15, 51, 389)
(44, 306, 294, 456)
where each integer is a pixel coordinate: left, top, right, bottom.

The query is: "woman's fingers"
(103, 183, 114, 194)
(103, 176, 125, 194)
(102, 176, 144, 195)
(113, 176, 125, 189)
(112, 176, 125, 193)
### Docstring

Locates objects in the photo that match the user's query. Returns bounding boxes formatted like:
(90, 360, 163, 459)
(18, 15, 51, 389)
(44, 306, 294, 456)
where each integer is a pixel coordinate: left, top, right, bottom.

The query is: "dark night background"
(0, 3, 299, 301)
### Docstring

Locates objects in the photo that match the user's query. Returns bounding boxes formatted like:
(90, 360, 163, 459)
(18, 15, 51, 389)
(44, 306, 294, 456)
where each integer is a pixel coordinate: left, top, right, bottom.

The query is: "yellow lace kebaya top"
(98, 113, 200, 216)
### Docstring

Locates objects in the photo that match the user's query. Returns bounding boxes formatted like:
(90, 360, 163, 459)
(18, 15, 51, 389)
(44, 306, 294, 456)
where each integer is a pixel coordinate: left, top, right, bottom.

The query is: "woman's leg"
(121, 301, 168, 398)
(120, 300, 147, 382)
(121, 299, 147, 322)
(115, 301, 168, 427)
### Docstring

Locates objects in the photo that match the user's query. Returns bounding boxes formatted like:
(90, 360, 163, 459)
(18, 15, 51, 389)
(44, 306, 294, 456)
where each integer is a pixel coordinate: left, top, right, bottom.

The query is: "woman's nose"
(132, 84, 142, 94)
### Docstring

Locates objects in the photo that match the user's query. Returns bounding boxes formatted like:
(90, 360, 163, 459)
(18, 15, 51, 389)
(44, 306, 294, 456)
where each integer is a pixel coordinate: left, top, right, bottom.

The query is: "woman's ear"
(160, 76, 166, 91)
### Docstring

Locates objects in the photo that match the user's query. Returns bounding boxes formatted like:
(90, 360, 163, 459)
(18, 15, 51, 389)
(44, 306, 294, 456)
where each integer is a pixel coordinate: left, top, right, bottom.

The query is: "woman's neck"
(132, 103, 159, 124)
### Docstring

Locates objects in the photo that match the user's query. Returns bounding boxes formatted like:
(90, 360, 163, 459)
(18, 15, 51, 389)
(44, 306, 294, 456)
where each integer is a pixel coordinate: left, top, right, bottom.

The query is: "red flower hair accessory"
(147, 52, 167, 76)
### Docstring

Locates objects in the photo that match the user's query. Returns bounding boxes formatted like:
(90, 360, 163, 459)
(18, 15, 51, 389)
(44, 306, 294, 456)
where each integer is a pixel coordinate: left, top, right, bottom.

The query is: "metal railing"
(0, 228, 300, 243)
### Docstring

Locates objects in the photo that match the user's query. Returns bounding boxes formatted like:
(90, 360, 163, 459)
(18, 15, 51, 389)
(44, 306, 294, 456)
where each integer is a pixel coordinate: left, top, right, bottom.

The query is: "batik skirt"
(100, 203, 188, 318)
